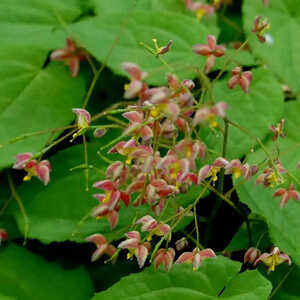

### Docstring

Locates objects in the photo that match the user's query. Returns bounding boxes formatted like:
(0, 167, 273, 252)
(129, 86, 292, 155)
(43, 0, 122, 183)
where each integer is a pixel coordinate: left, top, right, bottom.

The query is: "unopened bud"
(175, 237, 188, 251)
(244, 247, 261, 264)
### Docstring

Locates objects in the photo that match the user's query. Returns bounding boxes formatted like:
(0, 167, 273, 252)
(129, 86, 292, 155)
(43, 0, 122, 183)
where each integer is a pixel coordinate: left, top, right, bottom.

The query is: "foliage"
(0, 0, 299, 299)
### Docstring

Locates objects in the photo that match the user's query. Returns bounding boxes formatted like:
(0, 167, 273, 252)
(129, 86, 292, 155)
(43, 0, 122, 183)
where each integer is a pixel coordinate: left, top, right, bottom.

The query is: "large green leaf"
(91, 0, 187, 15)
(0, 244, 93, 300)
(260, 263, 300, 300)
(0, 22, 86, 169)
(91, 0, 217, 30)
(0, 0, 83, 25)
(92, 256, 271, 300)
(205, 68, 284, 159)
(235, 101, 300, 266)
(243, 0, 300, 92)
(0, 61, 85, 169)
(70, 10, 218, 85)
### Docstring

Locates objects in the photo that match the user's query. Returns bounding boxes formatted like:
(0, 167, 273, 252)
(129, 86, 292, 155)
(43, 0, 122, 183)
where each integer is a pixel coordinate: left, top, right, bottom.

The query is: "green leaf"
(0, 62, 86, 169)
(0, 22, 87, 169)
(206, 68, 284, 159)
(235, 101, 300, 266)
(260, 263, 300, 300)
(0, 0, 83, 25)
(220, 269, 271, 300)
(91, 0, 187, 15)
(243, 0, 300, 92)
(70, 10, 218, 85)
(0, 244, 93, 300)
(92, 256, 271, 300)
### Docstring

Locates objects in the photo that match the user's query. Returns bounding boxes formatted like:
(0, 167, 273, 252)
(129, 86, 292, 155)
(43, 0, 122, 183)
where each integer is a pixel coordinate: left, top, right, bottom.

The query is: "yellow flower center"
(210, 167, 219, 182)
(186, 149, 192, 158)
(267, 171, 284, 187)
(23, 167, 36, 182)
(103, 191, 111, 203)
(196, 8, 205, 20)
(208, 114, 218, 128)
(232, 168, 242, 179)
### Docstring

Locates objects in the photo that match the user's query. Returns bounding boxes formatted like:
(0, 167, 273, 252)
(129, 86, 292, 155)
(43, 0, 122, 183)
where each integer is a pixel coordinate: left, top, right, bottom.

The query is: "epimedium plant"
(1, 0, 300, 299)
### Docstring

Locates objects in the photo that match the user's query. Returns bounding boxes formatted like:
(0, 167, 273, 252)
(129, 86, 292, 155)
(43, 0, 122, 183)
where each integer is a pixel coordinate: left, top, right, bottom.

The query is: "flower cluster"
(244, 247, 291, 273)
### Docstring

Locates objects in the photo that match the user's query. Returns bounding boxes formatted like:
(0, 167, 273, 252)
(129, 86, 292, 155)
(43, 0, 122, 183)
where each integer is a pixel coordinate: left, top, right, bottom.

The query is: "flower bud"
(175, 237, 188, 251)
(244, 247, 261, 264)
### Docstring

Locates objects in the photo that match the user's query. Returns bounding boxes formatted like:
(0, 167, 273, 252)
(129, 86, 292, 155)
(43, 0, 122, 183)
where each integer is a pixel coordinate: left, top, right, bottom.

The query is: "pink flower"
(192, 35, 226, 73)
(72, 108, 91, 129)
(175, 248, 216, 270)
(273, 184, 300, 208)
(118, 231, 151, 268)
(256, 160, 286, 188)
(0, 229, 8, 245)
(91, 201, 119, 230)
(109, 139, 153, 165)
(225, 159, 258, 180)
(93, 128, 107, 138)
(50, 38, 87, 77)
(154, 248, 175, 271)
(270, 119, 285, 141)
(72, 108, 91, 140)
(106, 161, 129, 184)
(198, 157, 229, 183)
(254, 247, 291, 272)
(263, 0, 269, 6)
(122, 111, 153, 141)
(122, 62, 148, 99)
(251, 16, 270, 43)
(127, 176, 175, 207)
(244, 247, 261, 264)
(184, 0, 215, 20)
(148, 87, 180, 121)
(136, 215, 171, 241)
(169, 139, 206, 170)
(86, 234, 117, 262)
(92, 179, 130, 229)
(93, 179, 130, 209)
(13, 153, 51, 185)
(193, 102, 228, 128)
(228, 67, 252, 93)
(157, 40, 173, 55)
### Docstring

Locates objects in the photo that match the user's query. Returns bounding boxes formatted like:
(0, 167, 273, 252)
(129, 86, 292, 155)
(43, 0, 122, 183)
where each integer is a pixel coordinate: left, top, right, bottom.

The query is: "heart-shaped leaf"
(0, 244, 93, 300)
(243, 0, 300, 92)
(92, 256, 271, 300)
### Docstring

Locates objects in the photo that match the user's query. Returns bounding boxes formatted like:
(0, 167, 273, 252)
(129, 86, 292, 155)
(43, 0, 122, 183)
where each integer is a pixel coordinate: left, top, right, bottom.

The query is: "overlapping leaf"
(260, 263, 300, 300)
(0, 0, 83, 25)
(70, 10, 218, 85)
(205, 68, 284, 159)
(92, 256, 271, 300)
(0, 244, 93, 300)
(0, 22, 87, 169)
(243, 0, 300, 92)
(235, 101, 300, 265)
